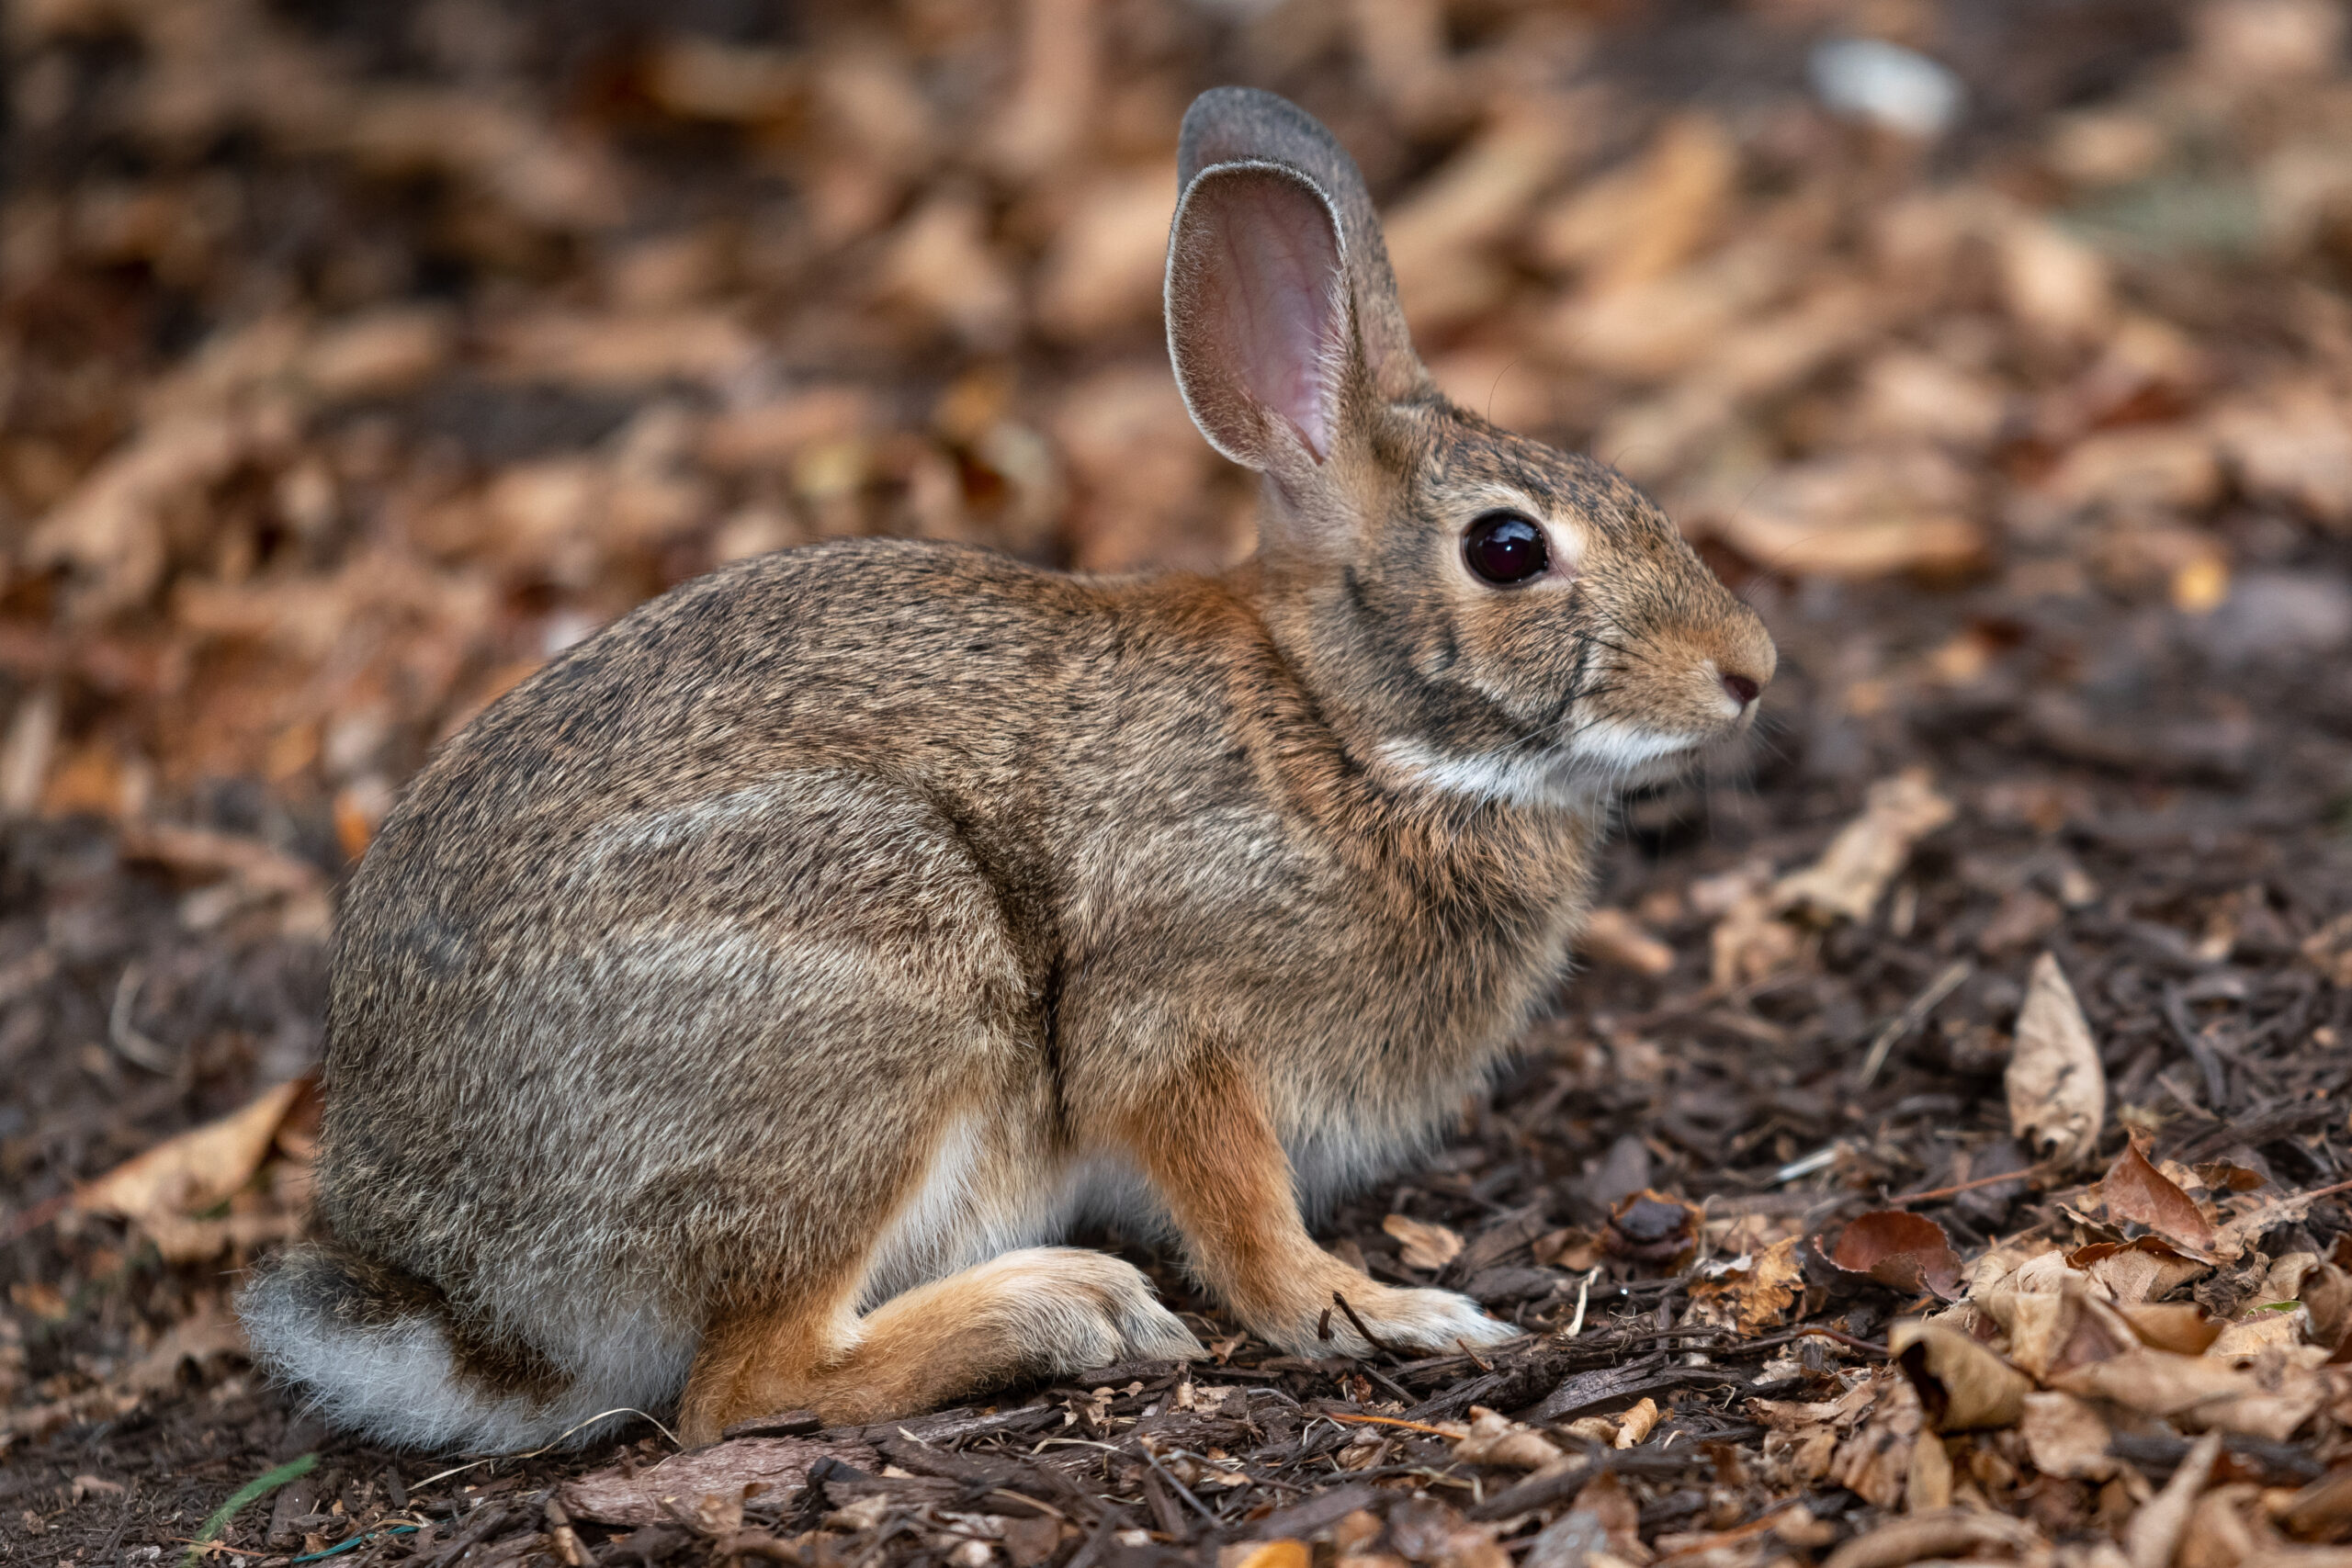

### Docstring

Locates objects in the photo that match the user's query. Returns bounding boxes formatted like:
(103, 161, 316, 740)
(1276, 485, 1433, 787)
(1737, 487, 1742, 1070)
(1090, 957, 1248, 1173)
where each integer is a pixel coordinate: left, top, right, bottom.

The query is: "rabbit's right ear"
(1178, 88, 1431, 408)
(1164, 161, 1352, 473)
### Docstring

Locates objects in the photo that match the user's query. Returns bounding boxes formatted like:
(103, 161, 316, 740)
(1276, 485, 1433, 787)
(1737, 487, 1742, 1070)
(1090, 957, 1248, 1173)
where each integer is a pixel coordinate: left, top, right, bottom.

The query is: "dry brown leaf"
(2018, 1389, 2116, 1480)
(2120, 1302, 2225, 1356)
(1829, 1212, 1962, 1299)
(1687, 1236, 1805, 1333)
(2072, 1236, 2214, 1303)
(2099, 1137, 2222, 1256)
(1692, 452, 1990, 582)
(2053, 1346, 2325, 1441)
(2007, 951, 2107, 1168)
(1531, 112, 1734, 295)
(73, 1078, 309, 1227)
(1384, 1213, 1464, 1272)
(1577, 908, 1675, 977)
(1773, 770, 1955, 924)
(1600, 1190, 1699, 1272)
(1612, 1396, 1659, 1450)
(563, 1438, 880, 1527)
(2127, 1429, 2222, 1568)
(1820, 1507, 2043, 1568)
(1385, 1497, 1509, 1568)
(1451, 1408, 1564, 1470)
(1888, 1320, 2030, 1430)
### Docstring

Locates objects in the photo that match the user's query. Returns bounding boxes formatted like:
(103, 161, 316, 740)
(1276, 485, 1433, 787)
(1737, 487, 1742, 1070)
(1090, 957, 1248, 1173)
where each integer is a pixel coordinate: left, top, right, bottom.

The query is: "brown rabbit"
(239, 86, 1774, 1451)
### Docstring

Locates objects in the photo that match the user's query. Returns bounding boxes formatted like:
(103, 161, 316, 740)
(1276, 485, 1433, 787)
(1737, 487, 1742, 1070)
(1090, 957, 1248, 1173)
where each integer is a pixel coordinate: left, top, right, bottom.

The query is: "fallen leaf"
(73, 1078, 309, 1227)
(1819, 1506, 2044, 1568)
(2120, 1302, 2224, 1356)
(1385, 1497, 1507, 1568)
(1384, 1214, 1464, 1272)
(1829, 1212, 1963, 1298)
(1773, 769, 1956, 924)
(2052, 1347, 2325, 1441)
(2126, 1429, 2221, 1568)
(2099, 1137, 2221, 1255)
(2007, 951, 2107, 1168)
(1687, 1236, 1805, 1332)
(562, 1438, 880, 1528)
(1578, 907, 1675, 976)
(1889, 1320, 2031, 1430)
(1600, 1190, 1700, 1271)
(1451, 1408, 1564, 1470)
(2071, 1235, 2213, 1303)
(1612, 1396, 1659, 1449)
(2018, 1390, 2116, 1480)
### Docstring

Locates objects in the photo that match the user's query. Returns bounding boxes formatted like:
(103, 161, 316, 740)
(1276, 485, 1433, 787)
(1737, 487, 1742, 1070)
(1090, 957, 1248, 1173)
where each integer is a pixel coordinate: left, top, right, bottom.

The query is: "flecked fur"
(240, 87, 1775, 1451)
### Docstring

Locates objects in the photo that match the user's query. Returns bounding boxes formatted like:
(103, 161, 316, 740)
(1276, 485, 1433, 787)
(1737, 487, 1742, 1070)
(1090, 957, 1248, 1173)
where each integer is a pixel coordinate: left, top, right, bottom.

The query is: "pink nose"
(1722, 672, 1761, 707)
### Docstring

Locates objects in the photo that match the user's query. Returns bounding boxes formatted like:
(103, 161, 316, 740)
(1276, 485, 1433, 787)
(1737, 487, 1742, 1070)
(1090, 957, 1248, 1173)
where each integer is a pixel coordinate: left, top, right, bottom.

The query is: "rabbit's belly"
(859, 1114, 1166, 1309)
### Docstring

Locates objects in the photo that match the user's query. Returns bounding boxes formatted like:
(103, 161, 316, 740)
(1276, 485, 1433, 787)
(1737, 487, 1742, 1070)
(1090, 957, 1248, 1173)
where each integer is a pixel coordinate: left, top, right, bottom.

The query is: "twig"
(109, 963, 176, 1075)
(1885, 1162, 2058, 1205)
(1332, 1292, 1406, 1359)
(1857, 959, 1971, 1086)
(409, 1407, 677, 1494)
(1319, 1412, 1460, 1438)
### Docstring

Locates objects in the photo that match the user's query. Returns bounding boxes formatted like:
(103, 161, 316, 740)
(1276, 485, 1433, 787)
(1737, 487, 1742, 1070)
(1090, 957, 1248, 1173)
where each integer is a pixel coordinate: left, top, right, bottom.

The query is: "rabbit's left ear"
(1164, 159, 1351, 472)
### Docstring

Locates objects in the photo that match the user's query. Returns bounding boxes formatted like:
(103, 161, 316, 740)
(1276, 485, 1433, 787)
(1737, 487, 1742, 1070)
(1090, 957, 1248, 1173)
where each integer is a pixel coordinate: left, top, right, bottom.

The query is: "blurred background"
(8, 0, 2352, 1478)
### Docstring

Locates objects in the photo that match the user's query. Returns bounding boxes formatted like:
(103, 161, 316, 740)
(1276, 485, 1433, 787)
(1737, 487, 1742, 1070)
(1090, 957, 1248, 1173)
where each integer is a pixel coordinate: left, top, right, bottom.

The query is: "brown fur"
(238, 88, 1775, 1453)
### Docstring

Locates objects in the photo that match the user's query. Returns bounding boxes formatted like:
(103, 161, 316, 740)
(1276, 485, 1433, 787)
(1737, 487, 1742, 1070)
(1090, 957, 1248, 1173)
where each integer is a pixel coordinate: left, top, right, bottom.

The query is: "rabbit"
(238, 85, 1775, 1453)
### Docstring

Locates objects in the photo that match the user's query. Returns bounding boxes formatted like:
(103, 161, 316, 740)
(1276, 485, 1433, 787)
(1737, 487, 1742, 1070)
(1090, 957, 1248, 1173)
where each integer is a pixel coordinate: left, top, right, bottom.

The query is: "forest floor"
(11, 0, 2352, 1564)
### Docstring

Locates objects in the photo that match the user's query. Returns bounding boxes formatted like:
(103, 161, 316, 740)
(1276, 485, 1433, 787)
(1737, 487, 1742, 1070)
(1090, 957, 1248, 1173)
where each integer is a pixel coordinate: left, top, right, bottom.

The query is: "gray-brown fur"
(240, 87, 1773, 1451)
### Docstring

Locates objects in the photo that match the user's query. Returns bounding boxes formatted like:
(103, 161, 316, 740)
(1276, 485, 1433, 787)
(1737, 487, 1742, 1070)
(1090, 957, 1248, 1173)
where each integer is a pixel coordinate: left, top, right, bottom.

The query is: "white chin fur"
(1374, 739, 1585, 809)
(1561, 718, 1700, 774)
(1377, 723, 1702, 807)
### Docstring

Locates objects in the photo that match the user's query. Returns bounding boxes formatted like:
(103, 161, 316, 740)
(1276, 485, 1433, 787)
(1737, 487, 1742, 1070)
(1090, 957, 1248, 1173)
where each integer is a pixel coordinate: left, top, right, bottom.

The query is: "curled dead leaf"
(1821, 1505, 2042, 1568)
(1600, 1190, 1700, 1271)
(2018, 1389, 2116, 1480)
(1383, 1213, 1464, 1272)
(1772, 769, 1955, 924)
(1578, 907, 1675, 976)
(1451, 1408, 1565, 1470)
(2119, 1301, 2224, 1356)
(2098, 1137, 2221, 1256)
(1687, 1235, 1805, 1332)
(73, 1078, 310, 1229)
(1827, 1211, 1962, 1299)
(1889, 1320, 2031, 1430)
(2007, 951, 2107, 1168)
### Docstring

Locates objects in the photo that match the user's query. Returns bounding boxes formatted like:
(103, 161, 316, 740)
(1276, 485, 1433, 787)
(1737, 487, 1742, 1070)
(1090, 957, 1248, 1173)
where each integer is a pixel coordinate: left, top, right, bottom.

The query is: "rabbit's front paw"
(1272, 1280, 1522, 1358)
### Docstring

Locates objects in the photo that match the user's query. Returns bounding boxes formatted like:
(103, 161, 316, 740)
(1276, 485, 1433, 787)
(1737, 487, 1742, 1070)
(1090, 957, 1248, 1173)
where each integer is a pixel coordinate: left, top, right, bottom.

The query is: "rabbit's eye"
(1464, 513, 1549, 586)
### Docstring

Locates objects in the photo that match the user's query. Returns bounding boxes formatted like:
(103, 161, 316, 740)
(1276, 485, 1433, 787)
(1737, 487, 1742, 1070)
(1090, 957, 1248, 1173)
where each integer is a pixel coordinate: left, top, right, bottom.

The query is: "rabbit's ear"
(1177, 88, 1430, 407)
(1165, 161, 1351, 470)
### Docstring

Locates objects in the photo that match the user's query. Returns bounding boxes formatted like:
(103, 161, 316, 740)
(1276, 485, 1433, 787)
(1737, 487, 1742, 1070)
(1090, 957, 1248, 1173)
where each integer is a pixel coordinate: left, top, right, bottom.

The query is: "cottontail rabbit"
(241, 86, 1773, 1451)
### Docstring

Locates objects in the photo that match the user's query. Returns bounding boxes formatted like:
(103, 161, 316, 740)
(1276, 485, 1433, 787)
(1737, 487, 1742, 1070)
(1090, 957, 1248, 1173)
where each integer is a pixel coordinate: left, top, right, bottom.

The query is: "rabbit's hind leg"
(678, 1247, 1201, 1439)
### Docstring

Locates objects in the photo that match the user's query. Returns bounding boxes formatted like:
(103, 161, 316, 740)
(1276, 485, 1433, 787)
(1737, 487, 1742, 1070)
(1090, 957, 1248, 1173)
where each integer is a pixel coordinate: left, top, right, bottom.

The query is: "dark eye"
(1463, 512, 1549, 586)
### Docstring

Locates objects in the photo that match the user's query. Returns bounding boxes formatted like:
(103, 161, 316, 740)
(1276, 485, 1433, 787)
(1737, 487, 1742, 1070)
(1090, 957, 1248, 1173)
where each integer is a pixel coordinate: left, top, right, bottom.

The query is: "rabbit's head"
(1167, 89, 1774, 806)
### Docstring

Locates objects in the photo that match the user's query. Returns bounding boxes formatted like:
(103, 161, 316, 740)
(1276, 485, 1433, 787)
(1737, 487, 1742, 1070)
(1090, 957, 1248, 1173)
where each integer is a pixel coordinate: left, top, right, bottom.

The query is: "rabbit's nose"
(1721, 671, 1762, 708)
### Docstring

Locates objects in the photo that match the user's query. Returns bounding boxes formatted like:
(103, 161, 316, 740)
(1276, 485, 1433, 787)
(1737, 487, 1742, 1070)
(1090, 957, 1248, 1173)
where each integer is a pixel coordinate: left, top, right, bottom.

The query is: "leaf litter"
(11, 0, 2352, 1564)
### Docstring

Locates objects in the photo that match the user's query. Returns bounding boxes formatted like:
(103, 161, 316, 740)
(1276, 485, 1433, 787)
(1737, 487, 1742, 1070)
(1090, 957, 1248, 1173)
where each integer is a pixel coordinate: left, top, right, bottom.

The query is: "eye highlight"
(1463, 512, 1550, 586)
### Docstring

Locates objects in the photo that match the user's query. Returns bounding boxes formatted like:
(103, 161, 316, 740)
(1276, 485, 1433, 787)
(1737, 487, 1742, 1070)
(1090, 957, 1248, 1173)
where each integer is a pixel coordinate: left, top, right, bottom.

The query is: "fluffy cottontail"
(240, 86, 1774, 1451)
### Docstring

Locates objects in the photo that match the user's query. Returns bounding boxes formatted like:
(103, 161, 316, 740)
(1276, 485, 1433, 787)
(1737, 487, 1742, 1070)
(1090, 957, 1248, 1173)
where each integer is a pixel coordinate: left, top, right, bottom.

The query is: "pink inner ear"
(1195, 176, 1344, 461)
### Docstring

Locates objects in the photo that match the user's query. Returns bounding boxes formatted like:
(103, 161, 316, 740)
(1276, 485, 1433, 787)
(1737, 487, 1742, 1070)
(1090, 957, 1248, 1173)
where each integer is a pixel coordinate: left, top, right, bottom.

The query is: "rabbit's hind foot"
(677, 1247, 1203, 1444)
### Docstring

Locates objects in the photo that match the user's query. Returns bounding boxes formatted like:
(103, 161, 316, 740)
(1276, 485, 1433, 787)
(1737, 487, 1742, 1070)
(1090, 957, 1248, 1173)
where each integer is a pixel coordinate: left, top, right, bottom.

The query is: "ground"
(7, 0, 2352, 1564)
